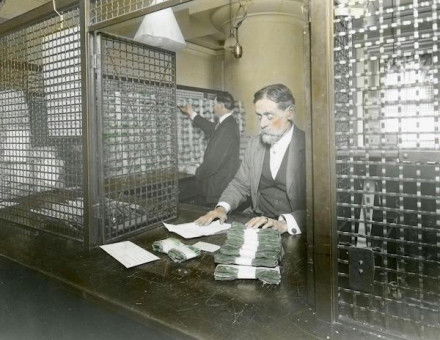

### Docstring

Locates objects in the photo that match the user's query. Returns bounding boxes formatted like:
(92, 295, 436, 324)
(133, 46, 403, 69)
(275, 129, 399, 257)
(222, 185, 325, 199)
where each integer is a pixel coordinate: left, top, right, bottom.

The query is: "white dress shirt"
(270, 125, 293, 178)
(217, 112, 232, 124)
(217, 125, 301, 235)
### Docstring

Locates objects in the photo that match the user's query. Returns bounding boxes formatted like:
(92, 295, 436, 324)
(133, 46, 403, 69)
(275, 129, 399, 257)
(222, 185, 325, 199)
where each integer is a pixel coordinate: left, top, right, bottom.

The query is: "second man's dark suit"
(193, 114, 240, 204)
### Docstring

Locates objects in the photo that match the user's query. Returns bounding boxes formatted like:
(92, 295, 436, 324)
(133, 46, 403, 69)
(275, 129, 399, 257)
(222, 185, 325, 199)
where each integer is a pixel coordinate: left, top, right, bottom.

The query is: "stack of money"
(214, 264, 281, 285)
(214, 253, 279, 267)
(214, 222, 281, 267)
(152, 238, 201, 263)
(214, 222, 282, 284)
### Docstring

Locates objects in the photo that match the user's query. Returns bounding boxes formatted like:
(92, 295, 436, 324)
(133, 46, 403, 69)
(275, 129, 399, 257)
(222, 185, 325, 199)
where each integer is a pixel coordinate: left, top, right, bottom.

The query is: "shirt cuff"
(189, 112, 198, 120)
(216, 202, 231, 213)
(279, 214, 301, 235)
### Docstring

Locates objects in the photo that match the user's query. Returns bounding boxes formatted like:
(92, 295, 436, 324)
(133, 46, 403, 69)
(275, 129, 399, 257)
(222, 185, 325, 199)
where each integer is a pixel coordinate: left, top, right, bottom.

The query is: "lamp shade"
(134, 7, 186, 52)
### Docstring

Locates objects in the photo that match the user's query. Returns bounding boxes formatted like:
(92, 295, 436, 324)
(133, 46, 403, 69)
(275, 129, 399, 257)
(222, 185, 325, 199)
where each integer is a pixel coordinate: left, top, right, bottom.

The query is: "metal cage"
(0, 7, 84, 241)
(334, 0, 440, 338)
(89, 0, 190, 31)
(0, 6, 178, 246)
(90, 0, 157, 25)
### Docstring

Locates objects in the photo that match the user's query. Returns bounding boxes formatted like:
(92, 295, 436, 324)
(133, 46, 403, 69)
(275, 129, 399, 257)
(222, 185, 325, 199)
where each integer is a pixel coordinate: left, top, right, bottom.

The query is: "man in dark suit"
(179, 92, 240, 205)
(195, 84, 306, 235)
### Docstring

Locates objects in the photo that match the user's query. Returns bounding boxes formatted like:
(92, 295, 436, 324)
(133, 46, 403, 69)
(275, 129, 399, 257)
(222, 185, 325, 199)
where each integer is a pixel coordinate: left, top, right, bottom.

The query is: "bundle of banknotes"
(152, 237, 201, 263)
(214, 264, 281, 285)
(214, 222, 282, 284)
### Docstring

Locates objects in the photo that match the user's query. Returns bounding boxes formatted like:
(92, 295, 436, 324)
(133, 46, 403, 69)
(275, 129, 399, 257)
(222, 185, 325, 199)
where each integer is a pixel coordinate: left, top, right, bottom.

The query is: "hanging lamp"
(133, 0, 186, 52)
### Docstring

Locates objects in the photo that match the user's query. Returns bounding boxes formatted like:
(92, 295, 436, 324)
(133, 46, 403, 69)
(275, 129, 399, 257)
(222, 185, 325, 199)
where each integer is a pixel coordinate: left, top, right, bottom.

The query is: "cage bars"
(334, 0, 440, 338)
(0, 2, 180, 247)
(97, 33, 178, 243)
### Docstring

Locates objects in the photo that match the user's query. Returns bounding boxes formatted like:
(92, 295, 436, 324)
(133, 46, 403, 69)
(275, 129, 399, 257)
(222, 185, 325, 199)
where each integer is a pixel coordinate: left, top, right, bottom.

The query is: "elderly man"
(195, 84, 306, 235)
(179, 92, 240, 205)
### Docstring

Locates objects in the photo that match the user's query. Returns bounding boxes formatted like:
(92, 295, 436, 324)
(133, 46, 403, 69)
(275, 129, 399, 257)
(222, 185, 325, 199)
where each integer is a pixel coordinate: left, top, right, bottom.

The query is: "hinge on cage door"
(92, 54, 99, 69)
(92, 202, 102, 219)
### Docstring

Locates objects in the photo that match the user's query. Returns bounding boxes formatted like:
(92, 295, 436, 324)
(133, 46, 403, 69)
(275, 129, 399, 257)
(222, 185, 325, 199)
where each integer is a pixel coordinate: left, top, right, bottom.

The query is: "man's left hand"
(245, 216, 288, 233)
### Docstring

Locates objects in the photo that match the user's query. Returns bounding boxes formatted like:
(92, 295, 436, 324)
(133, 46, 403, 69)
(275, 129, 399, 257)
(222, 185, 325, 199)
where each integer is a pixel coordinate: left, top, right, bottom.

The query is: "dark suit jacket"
(193, 114, 240, 204)
(219, 126, 306, 231)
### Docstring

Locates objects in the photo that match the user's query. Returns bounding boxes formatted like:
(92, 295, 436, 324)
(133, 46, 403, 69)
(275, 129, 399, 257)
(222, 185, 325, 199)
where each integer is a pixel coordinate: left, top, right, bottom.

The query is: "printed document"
(100, 241, 159, 268)
(163, 220, 231, 239)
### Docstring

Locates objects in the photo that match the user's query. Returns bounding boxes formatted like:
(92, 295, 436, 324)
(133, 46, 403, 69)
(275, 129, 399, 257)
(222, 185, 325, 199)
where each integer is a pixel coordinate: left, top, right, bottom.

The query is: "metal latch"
(348, 247, 375, 293)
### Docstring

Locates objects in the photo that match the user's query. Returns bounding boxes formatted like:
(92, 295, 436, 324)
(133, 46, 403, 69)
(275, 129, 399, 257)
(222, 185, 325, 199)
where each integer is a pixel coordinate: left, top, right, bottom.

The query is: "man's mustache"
(260, 130, 283, 137)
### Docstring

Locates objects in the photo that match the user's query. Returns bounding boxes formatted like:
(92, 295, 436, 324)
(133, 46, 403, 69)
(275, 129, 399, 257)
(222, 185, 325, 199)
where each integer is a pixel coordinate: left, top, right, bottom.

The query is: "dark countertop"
(0, 204, 314, 340)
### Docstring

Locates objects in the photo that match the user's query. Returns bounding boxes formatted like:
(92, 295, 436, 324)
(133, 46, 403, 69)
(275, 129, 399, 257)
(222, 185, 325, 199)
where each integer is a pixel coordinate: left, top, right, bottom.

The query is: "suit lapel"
(206, 117, 226, 150)
(210, 116, 230, 140)
(286, 127, 302, 201)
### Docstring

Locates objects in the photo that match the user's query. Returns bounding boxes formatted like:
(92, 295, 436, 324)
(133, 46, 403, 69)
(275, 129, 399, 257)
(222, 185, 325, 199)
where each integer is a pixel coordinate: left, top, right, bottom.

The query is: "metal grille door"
(0, 8, 84, 241)
(97, 33, 178, 242)
(334, 0, 439, 338)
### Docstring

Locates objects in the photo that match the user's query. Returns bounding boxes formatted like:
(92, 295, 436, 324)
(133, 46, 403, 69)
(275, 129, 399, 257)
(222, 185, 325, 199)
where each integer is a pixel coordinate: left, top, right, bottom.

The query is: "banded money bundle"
(213, 253, 279, 268)
(214, 222, 282, 268)
(214, 264, 281, 285)
(152, 238, 201, 263)
(214, 222, 283, 284)
(222, 222, 281, 250)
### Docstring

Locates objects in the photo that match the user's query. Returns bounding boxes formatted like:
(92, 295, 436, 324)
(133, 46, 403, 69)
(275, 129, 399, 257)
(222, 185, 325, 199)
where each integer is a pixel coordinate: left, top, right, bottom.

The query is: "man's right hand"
(177, 104, 194, 118)
(195, 206, 227, 226)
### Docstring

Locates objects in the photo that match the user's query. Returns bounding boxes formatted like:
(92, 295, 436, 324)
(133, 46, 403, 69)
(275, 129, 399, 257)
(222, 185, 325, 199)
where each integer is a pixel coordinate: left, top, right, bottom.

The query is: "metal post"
(303, 4, 315, 309)
(80, 0, 102, 248)
(310, 0, 336, 322)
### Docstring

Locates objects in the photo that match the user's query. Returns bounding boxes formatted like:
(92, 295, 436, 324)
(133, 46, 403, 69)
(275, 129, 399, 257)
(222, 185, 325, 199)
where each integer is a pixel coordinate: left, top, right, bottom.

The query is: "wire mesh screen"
(334, 1, 440, 338)
(176, 88, 247, 175)
(90, 0, 177, 25)
(98, 34, 178, 242)
(0, 8, 84, 241)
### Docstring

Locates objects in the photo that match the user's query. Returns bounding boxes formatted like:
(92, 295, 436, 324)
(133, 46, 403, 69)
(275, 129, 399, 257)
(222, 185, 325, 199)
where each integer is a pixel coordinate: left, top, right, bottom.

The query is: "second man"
(179, 92, 240, 205)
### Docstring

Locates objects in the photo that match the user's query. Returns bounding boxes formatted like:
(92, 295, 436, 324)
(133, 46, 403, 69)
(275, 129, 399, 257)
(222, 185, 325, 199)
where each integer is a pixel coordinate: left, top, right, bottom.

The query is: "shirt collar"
(270, 125, 294, 153)
(218, 111, 233, 125)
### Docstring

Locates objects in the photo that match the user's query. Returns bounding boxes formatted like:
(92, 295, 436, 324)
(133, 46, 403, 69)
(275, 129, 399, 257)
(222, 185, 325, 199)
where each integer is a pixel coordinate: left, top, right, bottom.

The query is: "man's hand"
(195, 206, 227, 226)
(245, 216, 288, 233)
(178, 104, 194, 118)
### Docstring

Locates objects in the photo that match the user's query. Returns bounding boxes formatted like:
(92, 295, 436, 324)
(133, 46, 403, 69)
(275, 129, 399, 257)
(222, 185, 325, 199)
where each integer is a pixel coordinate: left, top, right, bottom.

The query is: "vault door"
(334, 0, 439, 338)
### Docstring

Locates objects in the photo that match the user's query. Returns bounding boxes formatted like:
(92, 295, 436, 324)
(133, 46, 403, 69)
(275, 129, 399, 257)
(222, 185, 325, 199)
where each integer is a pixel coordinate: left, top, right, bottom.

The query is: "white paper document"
(100, 241, 159, 268)
(163, 220, 231, 239)
(192, 241, 221, 252)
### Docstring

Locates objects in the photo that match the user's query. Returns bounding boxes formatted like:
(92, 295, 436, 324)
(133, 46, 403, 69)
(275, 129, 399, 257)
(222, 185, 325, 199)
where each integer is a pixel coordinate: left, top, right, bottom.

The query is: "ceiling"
(103, 0, 230, 50)
(0, 0, 48, 22)
(0, 0, 231, 50)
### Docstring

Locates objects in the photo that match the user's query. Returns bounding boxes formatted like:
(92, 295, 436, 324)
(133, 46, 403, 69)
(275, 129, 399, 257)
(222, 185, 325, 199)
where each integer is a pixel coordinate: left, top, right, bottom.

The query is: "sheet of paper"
(192, 241, 221, 252)
(163, 220, 231, 239)
(100, 241, 159, 268)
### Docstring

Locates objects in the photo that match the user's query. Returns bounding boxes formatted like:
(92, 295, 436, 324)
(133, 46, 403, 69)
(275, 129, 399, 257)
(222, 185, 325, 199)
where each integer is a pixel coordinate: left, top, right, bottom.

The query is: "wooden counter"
(0, 204, 336, 339)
